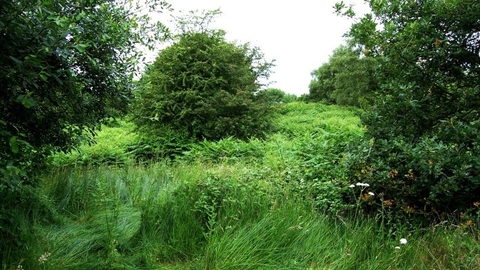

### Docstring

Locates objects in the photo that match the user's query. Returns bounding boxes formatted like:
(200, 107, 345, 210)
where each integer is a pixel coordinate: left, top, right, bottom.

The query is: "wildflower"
(368, 192, 375, 196)
(349, 184, 355, 188)
(400, 238, 407, 245)
(383, 199, 394, 207)
(38, 252, 52, 264)
(356, 182, 370, 187)
(389, 169, 398, 178)
(394, 246, 401, 250)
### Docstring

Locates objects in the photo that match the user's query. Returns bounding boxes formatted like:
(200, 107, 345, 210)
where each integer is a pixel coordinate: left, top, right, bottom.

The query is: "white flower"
(38, 252, 52, 264)
(395, 246, 401, 250)
(349, 184, 355, 188)
(368, 192, 375, 196)
(400, 238, 407, 245)
(356, 182, 370, 187)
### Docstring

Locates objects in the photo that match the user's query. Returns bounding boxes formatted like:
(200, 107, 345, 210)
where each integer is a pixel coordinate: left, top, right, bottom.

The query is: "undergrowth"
(4, 102, 479, 269)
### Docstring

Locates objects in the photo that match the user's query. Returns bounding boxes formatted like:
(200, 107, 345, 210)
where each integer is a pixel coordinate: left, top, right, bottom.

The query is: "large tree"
(0, 0, 169, 256)
(132, 10, 274, 147)
(336, 0, 480, 221)
(308, 45, 379, 107)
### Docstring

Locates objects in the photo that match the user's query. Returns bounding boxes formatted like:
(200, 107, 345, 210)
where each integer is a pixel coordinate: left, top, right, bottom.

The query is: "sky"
(152, 0, 368, 96)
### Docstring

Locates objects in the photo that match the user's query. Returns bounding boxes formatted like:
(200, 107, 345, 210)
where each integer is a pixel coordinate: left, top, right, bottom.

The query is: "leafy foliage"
(308, 45, 379, 106)
(0, 0, 169, 256)
(132, 10, 275, 146)
(257, 88, 297, 104)
(337, 0, 480, 221)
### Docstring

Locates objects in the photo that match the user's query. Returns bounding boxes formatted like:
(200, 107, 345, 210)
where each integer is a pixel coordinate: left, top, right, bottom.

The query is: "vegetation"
(0, 0, 169, 256)
(2, 0, 480, 268)
(257, 88, 298, 104)
(336, 0, 480, 222)
(132, 10, 275, 148)
(308, 45, 379, 107)
(2, 102, 478, 269)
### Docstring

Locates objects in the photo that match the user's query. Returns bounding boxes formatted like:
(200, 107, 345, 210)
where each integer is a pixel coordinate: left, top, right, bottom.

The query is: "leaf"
(22, 97, 37, 108)
(39, 71, 49, 81)
(74, 43, 88, 53)
(9, 56, 22, 65)
(9, 136, 19, 154)
(53, 74, 64, 85)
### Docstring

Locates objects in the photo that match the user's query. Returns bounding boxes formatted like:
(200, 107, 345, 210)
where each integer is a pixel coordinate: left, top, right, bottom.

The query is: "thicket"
(6, 102, 478, 269)
(131, 10, 275, 157)
(336, 0, 480, 223)
(0, 0, 169, 259)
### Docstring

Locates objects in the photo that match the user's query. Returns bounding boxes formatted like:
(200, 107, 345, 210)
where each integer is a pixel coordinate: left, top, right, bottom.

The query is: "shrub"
(337, 0, 480, 223)
(132, 10, 275, 145)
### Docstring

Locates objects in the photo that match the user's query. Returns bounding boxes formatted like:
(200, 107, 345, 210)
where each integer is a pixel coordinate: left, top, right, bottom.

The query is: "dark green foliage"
(308, 62, 336, 103)
(257, 88, 297, 104)
(0, 0, 168, 260)
(132, 11, 274, 145)
(309, 45, 379, 106)
(337, 0, 480, 221)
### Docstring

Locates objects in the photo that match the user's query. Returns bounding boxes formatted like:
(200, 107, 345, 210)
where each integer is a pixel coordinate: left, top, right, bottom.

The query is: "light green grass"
(23, 163, 480, 270)
(52, 120, 138, 166)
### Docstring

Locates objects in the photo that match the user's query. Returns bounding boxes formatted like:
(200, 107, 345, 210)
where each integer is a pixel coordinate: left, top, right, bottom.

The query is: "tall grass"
(25, 162, 480, 269)
(6, 102, 480, 269)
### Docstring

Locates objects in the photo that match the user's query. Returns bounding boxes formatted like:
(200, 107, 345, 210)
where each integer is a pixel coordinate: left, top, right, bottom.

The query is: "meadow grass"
(7, 102, 480, 269)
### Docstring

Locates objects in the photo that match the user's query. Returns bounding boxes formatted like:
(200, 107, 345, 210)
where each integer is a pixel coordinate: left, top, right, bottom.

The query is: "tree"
(308, 45, 379, 106)
(336, 0, 480, 221)
(308, 62, 335, 103)
(132, 10, 275, 147)
(257, 88, 297, 104)
(0, 0, 169, 259)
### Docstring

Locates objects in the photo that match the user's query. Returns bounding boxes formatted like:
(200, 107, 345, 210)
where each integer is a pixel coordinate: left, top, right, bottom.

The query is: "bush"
(132, 10, 274, 145)
(346, 135, 480, 224)
(337, 0, 480, 223)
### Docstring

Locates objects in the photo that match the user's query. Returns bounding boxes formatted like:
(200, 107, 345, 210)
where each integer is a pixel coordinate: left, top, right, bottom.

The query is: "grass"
(5, 102, 480, 269)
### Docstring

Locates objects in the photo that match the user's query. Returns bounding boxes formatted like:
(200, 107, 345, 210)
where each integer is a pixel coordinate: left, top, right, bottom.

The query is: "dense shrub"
(0, 0, 168, 257)
(337, 0, 480, 223)
(132, 10, 275, 148)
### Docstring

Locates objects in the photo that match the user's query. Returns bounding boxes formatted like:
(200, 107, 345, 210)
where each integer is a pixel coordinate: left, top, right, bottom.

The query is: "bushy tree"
(308, 62, 335, 103)
(257, 88, 297, 104)
(132, 10, 274, 147)
(336, 0, 480, 222)
(0, 0, 169, 260)
(309, 45, 379, 106)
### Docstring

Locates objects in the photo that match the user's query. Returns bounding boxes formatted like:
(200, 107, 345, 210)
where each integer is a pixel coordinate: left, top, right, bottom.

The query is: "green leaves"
(1, 0, 170, 254)
(74, 43, 89, 53)
(338, 0, 480, 222)
(9, 136, 19, 154)
(132, 11, 274, 144)
(308, 45, 379, 107)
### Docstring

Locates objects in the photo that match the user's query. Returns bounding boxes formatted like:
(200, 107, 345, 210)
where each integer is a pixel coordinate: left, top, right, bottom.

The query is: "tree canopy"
(257, 88, 297, 104)
(308, 45, 379, 107)
(1, 0, 169, 252)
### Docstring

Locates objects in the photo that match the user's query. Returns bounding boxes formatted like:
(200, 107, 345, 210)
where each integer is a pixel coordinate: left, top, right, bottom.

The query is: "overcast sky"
(154, 0, 368, 96)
